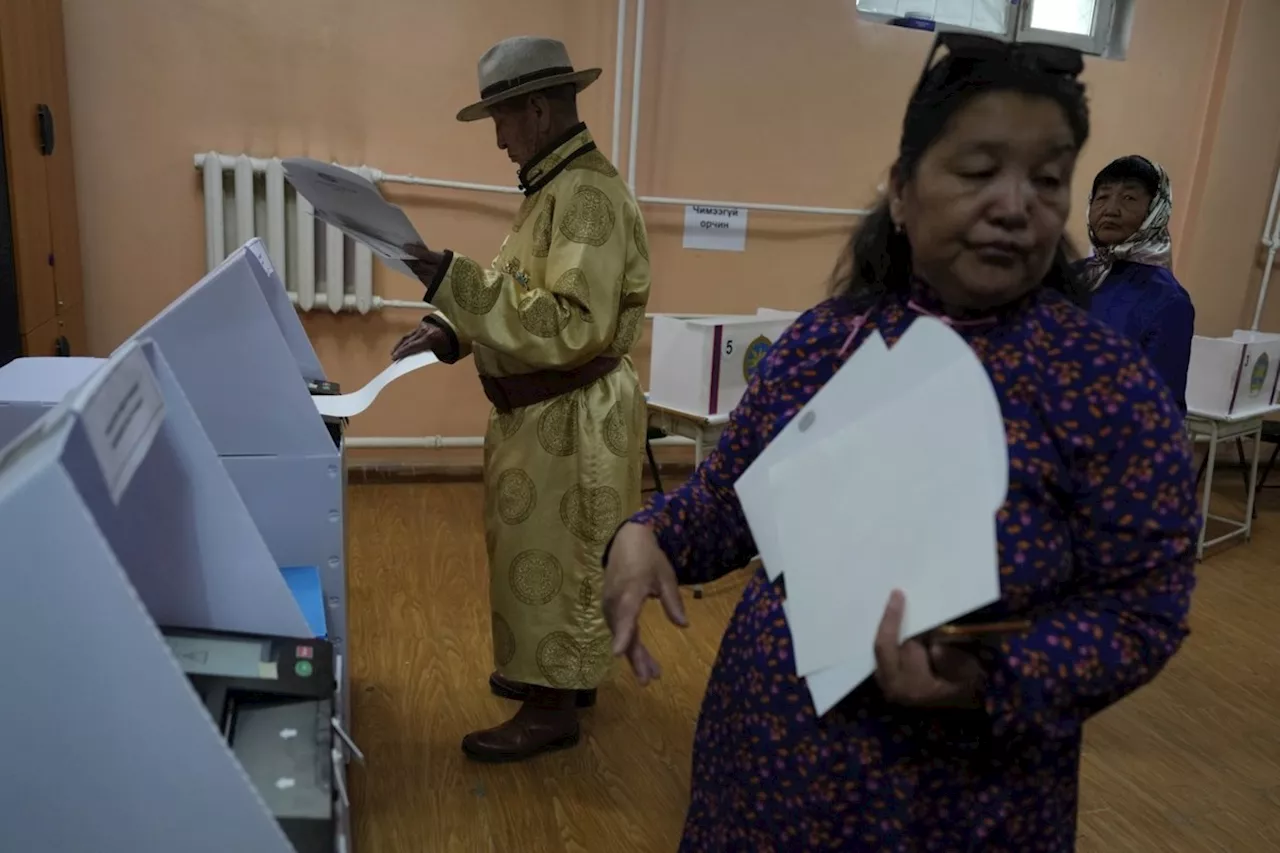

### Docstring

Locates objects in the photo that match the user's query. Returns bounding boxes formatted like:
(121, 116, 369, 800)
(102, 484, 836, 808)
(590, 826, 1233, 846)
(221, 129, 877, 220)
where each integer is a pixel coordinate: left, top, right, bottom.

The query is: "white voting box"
(0, 340, 303, 853)
(650, 315, 791, 416)
(1187, 330, 1280, 417)
(756, 307, 802, 321)
(0, 356, 103, 447)
(122, 240, 351, 731)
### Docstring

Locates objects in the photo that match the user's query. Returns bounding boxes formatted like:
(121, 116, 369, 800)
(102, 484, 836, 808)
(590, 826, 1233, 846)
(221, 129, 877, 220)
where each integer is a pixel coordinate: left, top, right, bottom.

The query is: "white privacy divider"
(0, 340, 301, 853)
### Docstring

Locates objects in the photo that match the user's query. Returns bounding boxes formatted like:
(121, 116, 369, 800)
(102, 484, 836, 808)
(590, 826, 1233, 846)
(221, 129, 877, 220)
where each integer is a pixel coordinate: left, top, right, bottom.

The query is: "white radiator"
(193, 152, 376, 314)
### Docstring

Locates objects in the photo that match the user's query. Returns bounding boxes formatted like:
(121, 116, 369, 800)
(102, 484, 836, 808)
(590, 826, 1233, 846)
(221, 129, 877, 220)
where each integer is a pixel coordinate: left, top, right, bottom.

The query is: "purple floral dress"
(631, 284, 1199, 851)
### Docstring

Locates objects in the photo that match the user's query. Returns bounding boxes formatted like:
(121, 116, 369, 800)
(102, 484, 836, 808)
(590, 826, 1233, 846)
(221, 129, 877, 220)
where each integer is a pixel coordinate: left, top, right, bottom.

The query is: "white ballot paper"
(282, 158, 423, 279)
(313, 352, 438, 418)
(741, 316, 1009, 715)
(736, 332, 889, 582)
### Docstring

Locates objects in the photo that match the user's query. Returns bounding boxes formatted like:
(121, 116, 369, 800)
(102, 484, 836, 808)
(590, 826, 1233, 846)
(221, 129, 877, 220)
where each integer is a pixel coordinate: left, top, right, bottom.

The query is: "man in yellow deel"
(392, 35, 652, 763)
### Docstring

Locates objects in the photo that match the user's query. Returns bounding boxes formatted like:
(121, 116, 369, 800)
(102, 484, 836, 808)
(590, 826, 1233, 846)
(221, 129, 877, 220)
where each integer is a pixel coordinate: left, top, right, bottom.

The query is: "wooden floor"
(347, 477, 1280, 852)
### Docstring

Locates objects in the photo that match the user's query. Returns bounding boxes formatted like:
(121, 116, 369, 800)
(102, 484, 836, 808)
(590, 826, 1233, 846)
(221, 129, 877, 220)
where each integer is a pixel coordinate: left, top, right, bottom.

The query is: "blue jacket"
(1080, 260, 1195, 413)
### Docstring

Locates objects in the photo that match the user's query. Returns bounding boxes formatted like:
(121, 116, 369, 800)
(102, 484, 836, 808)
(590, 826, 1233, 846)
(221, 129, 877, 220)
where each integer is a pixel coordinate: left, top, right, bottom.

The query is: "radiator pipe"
(202, 151, 224, 270)
(1250, 163, 1280, 331)
(611, 0, 628, 165)
(627, 0, 646, 189)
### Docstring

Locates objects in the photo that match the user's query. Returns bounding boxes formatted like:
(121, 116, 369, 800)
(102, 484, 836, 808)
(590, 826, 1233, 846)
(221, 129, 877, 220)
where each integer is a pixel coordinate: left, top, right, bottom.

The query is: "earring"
(893, 221, 905, 235)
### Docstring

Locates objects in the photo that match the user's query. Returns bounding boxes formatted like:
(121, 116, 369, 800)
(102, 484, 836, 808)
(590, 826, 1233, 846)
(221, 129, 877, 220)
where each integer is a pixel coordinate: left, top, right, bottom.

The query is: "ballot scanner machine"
(0, 340, 353, 853)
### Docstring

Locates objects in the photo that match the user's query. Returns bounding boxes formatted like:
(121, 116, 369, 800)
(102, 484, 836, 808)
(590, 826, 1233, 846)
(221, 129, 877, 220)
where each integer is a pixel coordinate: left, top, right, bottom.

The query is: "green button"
(295, 660, 313, 678)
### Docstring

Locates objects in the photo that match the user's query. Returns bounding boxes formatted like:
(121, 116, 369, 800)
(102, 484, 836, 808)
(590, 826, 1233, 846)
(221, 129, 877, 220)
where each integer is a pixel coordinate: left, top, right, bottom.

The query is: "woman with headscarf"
(601, 34, 1199, 851)
(1080, 155, 1195, 412)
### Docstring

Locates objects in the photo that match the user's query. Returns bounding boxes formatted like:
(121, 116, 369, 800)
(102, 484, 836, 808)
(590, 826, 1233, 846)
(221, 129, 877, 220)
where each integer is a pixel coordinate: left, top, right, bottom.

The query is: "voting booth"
(0, 240, 348, 684)
(0, 240, 356, 851)
(1187, 330, 1280, 418)
(122, 240, 350, 689)
(0, 340, 348, 853)
(650, 313, 792, 416)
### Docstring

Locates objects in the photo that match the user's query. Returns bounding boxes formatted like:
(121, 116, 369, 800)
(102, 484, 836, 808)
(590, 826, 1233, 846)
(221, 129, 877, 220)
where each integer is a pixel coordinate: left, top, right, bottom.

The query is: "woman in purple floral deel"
(602, 33, 1199, 852)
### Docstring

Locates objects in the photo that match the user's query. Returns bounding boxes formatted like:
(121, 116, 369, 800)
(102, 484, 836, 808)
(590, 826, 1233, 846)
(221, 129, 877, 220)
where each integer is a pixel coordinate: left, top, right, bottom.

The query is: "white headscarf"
(1081, 157, 1173, 292)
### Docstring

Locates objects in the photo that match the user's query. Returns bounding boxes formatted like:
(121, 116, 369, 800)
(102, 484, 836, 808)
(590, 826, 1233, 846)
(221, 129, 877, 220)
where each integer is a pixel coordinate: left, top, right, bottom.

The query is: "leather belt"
(479, 356, 621, 413)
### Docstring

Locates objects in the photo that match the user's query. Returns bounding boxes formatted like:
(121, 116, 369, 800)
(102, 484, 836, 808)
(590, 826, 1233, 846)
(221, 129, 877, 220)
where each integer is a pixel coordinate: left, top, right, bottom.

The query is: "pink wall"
(59, 0, 1280, 456)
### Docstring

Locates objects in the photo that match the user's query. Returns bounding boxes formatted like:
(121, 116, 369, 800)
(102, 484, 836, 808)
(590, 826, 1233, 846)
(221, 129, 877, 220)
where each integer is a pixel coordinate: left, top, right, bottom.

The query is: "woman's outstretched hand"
(873, 590, 986, 710)
(602, 523, 688, 686)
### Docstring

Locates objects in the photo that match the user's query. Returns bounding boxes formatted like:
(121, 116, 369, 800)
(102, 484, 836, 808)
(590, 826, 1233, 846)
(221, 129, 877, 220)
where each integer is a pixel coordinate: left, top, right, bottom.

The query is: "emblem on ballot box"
(743, 335, 772, 382)
(1250, 352, 1269, 398)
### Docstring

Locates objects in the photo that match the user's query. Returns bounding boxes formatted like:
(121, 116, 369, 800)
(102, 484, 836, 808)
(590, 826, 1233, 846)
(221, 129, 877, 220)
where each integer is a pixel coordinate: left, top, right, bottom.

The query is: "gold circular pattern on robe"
(578, 638, 614, 686)
(496, 468, 537, 525)
(509, 550, 564, 606)
(577, 578, 594, 612)
(512, 194, 539, 233)
(553, 268, 593, 323)
(535, 631, 583, 688)
(559, 186, 616, 247)
(536, 394, 580, 457)
(607, 302, 644, 356)
(492, 612, 517, 667)
(559, 484, 623, 545)
(497, 407, 525, 439)
(566, 150, 619, 178)
(633, 218, 650, 262)
(532, 200, 555, 259)
(602, 400, 630, 458)
(450, 256, 502, 315)
(517, 291, 570, 338)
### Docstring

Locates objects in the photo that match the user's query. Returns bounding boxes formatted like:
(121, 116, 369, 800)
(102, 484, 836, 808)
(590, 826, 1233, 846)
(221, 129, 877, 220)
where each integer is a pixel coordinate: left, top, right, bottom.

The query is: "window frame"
(1014, 0, 1118, 55)
(854, 0, 1133, 57)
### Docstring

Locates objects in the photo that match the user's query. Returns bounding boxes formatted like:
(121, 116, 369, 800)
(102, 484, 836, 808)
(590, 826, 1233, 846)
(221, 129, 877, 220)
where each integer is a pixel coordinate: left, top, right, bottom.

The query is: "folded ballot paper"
(735, 316, 1009, 715)
(281, 158, 423, 279)
(311, 351, 438, 419)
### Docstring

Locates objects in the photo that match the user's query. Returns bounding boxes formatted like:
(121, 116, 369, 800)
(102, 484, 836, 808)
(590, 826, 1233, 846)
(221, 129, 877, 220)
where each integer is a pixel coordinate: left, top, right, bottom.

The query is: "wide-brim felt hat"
(457, 35, 601, 122)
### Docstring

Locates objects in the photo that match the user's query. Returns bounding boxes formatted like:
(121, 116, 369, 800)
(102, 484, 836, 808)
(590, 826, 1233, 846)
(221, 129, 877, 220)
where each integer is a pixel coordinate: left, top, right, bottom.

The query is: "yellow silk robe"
(424, 126, 651, 690)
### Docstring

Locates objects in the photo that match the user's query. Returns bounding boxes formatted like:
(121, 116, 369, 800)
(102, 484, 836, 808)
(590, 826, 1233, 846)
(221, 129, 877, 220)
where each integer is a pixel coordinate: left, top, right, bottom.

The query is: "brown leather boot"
(462, 686, 580, 763)
(489, 672, 598, 708)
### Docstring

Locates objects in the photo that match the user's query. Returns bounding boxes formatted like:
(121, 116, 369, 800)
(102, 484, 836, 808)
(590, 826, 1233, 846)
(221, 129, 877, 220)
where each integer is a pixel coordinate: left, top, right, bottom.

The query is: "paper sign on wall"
(683, 205, 748, 252)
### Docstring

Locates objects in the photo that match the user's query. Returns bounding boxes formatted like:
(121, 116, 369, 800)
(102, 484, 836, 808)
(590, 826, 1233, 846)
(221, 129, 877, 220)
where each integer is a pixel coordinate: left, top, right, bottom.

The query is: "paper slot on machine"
(735, 316, 1012, 715)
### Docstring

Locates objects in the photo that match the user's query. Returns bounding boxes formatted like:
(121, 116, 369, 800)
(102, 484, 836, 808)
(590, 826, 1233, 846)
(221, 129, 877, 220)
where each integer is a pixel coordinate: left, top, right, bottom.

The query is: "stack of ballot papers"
(735, 316, 1009, 715)
(282, 158, 426, 280)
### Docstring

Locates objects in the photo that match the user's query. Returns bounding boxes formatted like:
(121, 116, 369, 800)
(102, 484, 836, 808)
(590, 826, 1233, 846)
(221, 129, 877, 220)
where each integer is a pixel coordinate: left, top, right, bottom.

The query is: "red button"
(296, 645, 313, 659)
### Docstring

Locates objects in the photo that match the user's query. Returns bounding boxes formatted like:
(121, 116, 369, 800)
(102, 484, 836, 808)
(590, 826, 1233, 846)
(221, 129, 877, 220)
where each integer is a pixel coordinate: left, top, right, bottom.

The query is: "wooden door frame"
(0, 94, 21, 367)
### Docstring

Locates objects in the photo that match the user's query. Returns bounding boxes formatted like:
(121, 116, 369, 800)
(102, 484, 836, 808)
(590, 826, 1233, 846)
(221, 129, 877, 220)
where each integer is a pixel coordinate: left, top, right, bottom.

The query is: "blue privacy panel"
(281, 565, 328, 638)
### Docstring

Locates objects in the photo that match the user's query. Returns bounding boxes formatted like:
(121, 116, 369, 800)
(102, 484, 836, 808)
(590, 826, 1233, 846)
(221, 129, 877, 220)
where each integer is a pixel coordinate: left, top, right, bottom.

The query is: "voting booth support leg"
(1192, 416, 1264, 559)
(1198, 421, 1218, 560)
(1245, 427, 1263, 535)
